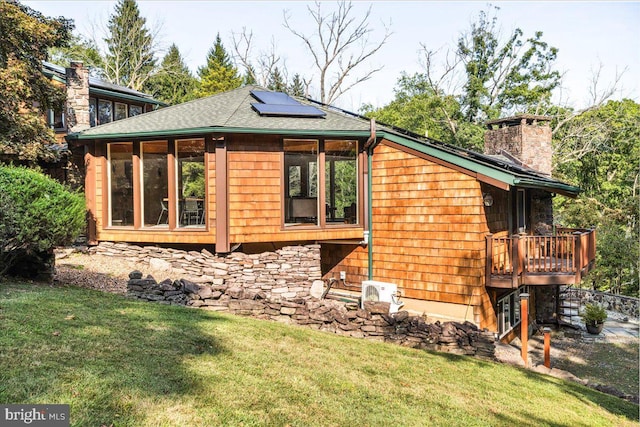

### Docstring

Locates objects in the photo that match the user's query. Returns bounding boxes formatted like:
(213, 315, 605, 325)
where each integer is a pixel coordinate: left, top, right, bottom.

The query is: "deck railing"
(485, 228, 596, 286)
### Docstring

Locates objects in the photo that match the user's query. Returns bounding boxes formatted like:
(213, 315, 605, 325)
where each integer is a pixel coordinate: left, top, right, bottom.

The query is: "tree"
(267, 66, 287, 92)
(144, 44, 197, 105)
(554, 99, 640, 296)
(196, 33, 242, 97)
(283, 1, 391, 104)
(103, 0, 157, 91)
(48, 32, 104, 77)
(363, 5, 559, 151)
(232, 29, 283, 88)
(0, 0, 72, 163)
(456, 6, 560, 123)
(289, 74, 307, 97)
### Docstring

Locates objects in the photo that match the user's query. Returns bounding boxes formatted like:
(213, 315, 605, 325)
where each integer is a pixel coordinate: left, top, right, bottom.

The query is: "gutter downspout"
(364, 119, 376, 280)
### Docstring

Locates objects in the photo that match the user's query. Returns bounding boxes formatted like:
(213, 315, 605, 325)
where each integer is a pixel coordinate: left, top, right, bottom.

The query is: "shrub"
(580, 303, 608, 325)
(0, 165, 85, 276)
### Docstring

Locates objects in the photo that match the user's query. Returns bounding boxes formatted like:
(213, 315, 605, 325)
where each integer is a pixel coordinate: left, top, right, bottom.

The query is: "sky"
(24, 1, 640, 111)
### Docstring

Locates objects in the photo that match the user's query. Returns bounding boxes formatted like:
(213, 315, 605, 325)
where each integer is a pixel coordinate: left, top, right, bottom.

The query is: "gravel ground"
(53, 247, 167, 294)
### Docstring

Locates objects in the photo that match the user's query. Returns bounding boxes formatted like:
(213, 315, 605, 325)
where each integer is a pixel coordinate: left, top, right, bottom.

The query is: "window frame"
(175, 138, 206, 229)
(105, 139, 208, 232)
(114, 102, 128, 121)
(282, 138, 360, 229)
(107, 142, 134, 228)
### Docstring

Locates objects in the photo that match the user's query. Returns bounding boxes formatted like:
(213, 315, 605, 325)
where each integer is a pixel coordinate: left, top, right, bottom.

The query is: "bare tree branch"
(283, 1, 391, 104)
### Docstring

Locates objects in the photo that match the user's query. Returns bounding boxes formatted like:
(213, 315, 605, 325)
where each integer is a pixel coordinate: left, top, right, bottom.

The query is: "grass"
(0, 281, 638, 427)
(552, 340, 639, 396)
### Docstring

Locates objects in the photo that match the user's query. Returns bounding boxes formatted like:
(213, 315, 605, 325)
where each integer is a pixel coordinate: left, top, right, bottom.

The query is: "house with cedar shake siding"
(67, 86, 595, 340)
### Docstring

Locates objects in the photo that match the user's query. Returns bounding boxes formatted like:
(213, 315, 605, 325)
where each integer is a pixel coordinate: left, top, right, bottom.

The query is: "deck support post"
(520, 293, 530, 367)
(543, 327, 551, 368)
(485, 234, 493, 287)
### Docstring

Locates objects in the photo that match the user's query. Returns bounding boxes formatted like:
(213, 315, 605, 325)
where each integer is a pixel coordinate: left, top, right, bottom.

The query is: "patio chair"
(157, 200, 168, 225)
(181, 198, 203, 225)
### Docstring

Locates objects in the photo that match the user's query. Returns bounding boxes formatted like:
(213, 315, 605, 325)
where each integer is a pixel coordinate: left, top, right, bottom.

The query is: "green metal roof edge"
(379, 131, 517, 184)
(68, 126, 371, 141)
(379, 131, 580, 195)
(513, 177, 580, 196)
(90, 87, 167, 106)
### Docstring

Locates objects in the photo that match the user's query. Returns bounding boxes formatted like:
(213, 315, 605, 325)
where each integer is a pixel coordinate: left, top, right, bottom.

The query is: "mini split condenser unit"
(360, 280, 404, 313)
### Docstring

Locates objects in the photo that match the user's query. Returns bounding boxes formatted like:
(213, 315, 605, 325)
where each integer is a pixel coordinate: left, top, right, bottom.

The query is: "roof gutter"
(67, 126, 372, 142)
(89, 87, 167, 106)
(512, 177, 580, 198)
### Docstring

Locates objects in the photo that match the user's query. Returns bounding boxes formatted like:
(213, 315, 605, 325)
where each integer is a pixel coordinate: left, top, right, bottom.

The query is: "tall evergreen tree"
(289, 74, 306, 97)
(243, 64, 257, 85)
(267, 67, 287, 92)
(196, 34, 242, 97)
(0, 0, 72, 163)
(103, 0, 156, 91)
(145, 44, 196, 105)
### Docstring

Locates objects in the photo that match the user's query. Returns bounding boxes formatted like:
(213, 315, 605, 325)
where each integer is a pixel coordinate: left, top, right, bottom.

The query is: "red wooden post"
(520, 293, 530, 367)
(574, 231, 582, 283)
(486, 234, 493, 286)
(512, 235, 520, 287)
(543, 327, 551, 368)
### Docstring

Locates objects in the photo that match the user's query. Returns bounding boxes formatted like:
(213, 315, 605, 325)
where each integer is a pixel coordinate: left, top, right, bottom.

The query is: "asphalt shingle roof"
(69, 85, 579, 196)
(75, 85, 370, 138)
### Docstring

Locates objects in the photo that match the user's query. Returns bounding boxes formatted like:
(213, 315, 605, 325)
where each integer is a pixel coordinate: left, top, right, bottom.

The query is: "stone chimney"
(65, 61, 90, 133)
(484, 114, 552, 176)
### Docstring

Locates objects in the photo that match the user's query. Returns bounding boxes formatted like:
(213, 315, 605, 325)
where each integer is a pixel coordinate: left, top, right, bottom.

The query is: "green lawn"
(0, 281, 638, 427)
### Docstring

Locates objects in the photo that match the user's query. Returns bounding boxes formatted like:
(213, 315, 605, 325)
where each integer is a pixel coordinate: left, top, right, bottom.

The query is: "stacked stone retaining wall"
(93, 241, 495, 359)
(566, 288, 639, 318)
(127, 271, 496, 359)
(92, 242, 323, 301)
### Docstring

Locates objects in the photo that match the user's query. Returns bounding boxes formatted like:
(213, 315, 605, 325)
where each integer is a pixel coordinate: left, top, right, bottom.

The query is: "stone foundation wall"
(566, 288, 639, 318)
(92, 242, 323, 301)
(127, 272, 496, 359)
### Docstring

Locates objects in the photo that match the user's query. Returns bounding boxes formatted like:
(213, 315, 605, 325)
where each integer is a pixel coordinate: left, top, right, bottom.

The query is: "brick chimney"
(65, 61, 90, 133)
(484, 114, 552, 176)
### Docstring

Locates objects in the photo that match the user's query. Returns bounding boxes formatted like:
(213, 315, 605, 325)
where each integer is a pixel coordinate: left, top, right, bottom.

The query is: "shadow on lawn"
(426, 350, 639, 423)
(0, 283, 232, 425)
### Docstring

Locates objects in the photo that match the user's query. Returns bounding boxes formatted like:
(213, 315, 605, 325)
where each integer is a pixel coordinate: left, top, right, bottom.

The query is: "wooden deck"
(486, 228, 596, 288)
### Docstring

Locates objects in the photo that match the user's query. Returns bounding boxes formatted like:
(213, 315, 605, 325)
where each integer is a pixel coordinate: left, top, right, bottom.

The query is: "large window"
(108, 143, 134, 226)
(141, 141, 168, 227)
(176, 139, 205, 228)
(284, 139, 358, 226)
(114, 102, 128, 121)
(325, 140, 357, 223)
(89, 98, 97, 127)
(516, 189, 527, 233)
(98, 100, 113, 124)
(284, 140, 319, 225)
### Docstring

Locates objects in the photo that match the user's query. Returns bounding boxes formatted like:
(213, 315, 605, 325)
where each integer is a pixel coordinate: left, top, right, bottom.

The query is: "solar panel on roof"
(252, 103, 326, 117)
(250, 90, 300, 105)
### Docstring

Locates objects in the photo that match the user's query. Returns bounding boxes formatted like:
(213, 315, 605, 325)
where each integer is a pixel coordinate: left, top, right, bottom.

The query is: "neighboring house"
(66, 85, 596, 340)
(42, 61, 164, 182)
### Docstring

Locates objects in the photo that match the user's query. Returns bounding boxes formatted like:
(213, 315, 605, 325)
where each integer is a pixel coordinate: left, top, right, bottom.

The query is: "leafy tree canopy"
(48, 32, 104, 78)
(0, 0, 73, 163)
(363, 5, 560, 151)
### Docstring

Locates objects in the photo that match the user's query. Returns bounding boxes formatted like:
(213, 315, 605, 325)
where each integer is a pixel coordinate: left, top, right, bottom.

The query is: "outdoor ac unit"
(360, 280, 403, 313)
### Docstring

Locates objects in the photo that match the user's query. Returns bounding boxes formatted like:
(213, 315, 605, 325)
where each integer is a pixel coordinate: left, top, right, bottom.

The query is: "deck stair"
(558, 285, 581, 327)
